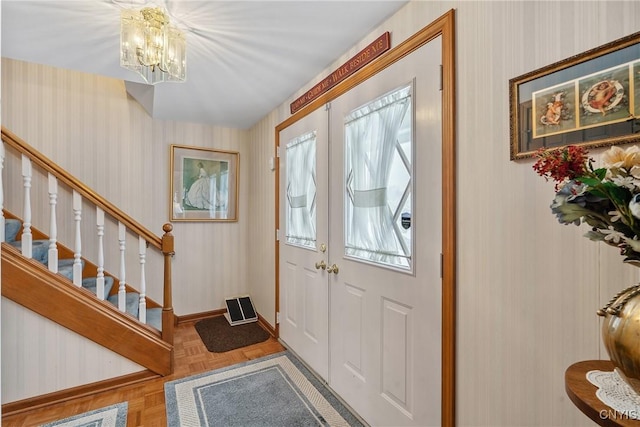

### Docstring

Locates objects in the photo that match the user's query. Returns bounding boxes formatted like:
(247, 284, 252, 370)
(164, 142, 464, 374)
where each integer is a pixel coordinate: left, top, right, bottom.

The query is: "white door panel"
(328, 36, 443, 426)
(278, 107, 329, 381)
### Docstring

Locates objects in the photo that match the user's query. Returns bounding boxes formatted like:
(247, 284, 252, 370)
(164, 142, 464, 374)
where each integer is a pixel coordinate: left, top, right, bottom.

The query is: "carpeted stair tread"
(5, 220, 160, 332)
(8, 239, 49, 264)
(108, 291, 140, 318)
(81, 276, 115, 298)
(4, 219, 21, 242)
(58, 258, 76, 267)
(147, 308, 162, 331)
(57, 259, 86, 280)
(104, 294, 161, 331)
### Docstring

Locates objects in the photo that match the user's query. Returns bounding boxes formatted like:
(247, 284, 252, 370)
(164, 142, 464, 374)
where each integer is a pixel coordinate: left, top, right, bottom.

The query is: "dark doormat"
(195, 315, 270, 353)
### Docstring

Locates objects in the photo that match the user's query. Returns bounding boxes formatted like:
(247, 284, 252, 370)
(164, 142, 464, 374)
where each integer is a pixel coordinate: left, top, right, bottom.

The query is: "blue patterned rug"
(40, 402, 127, 427)
(164, 352, 364, 426)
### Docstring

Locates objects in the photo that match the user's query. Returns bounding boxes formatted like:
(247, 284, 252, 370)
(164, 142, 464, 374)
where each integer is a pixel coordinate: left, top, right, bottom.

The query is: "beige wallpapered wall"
(247, 1, 640, 425)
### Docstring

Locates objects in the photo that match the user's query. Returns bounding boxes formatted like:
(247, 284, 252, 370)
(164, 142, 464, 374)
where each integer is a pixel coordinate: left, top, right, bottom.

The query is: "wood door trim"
(274, 9, 456, 427)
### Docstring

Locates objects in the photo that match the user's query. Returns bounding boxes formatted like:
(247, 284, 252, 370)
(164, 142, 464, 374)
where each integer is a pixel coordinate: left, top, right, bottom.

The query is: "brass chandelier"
(120, 7, 186, 84)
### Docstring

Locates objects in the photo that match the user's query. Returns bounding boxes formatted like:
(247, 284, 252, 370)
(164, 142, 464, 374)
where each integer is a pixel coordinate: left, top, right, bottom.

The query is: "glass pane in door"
(285, 131, 317, 249)
(344, 85, 413, 270)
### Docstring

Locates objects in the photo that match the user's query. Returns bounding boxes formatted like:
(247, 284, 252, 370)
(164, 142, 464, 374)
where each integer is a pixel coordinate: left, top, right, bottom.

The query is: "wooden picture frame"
(510, 31, 640, 160)
(170, 144, 239, 222)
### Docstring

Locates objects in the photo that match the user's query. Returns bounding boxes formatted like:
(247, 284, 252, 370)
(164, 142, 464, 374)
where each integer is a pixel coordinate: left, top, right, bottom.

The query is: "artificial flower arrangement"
(533, 144, 640, 266)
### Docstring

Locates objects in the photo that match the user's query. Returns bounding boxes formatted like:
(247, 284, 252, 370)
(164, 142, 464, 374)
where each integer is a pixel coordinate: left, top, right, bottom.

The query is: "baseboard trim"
(177, 310, 276, 337)
(176, 308, 226, 324)
(257, 313, 276, 336)
(1, 370, 159, 417)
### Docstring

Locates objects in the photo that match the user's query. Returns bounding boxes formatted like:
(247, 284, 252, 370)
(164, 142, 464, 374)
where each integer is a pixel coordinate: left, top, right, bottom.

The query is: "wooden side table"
(565, 360, 640, 427)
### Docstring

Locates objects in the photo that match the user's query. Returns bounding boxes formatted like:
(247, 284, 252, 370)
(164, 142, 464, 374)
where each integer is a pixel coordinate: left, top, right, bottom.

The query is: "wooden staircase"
(3, 244, 173, 375)
(1, 127, 176, 379)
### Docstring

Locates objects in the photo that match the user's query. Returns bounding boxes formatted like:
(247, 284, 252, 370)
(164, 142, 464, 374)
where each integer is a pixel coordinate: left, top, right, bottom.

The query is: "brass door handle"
(315, 260, 326, 270)
(326, 264, 339, 274)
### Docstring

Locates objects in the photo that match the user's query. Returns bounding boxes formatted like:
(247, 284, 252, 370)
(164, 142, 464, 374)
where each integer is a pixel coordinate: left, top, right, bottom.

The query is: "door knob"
(315, 260, 327, 270)
(326, 264, 339, 274)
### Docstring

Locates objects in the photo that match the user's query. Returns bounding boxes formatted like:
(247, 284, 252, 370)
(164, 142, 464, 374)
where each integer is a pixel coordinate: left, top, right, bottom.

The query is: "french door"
(278, 106, 329, 381)
(327, 37, 443, 426)
(279, 34, 443, 426)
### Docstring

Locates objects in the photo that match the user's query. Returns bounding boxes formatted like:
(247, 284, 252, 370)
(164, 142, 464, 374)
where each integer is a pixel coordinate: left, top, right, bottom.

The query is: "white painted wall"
(246, 1, 640, 426)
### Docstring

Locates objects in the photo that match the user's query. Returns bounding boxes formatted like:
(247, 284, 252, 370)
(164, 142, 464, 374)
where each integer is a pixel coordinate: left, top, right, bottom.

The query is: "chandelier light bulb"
(120, 6, 186, 84)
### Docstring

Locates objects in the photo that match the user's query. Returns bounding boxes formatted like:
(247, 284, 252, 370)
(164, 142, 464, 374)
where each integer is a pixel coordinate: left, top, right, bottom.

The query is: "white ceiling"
(1, 0, 408, 129)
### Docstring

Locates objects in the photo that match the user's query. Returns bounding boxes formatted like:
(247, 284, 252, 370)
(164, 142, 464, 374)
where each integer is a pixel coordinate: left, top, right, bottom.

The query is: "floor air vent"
(224, 295, 258, 326)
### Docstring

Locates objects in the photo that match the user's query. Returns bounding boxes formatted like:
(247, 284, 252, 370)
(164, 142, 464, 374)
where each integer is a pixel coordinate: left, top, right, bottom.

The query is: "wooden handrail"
(1, 126, 161, 249)
(2, 126, 175, 364)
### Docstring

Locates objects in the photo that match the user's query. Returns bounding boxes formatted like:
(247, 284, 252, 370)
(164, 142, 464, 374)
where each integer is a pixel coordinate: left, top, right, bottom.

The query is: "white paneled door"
(278, 107, 330, 381)
(327, 37, 443, 426)
(279, 35, 442, 426)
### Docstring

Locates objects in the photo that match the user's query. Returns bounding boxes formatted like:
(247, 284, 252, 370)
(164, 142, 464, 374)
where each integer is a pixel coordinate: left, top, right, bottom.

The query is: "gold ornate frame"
(170, 144, 239, 222)
(510, 31, 640, 160)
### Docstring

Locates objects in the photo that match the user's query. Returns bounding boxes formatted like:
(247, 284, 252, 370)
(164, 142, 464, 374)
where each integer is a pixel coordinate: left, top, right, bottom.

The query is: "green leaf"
(606, 184, 632, 204)
(577, 176, 602, 186)
(593, 168, 607, 180)
(588, 188, 608, 198)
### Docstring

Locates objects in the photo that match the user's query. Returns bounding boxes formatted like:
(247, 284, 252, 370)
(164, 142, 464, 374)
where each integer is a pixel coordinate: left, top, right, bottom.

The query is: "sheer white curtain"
(286, 131, 317, 249)
(345, 86, 411, 267)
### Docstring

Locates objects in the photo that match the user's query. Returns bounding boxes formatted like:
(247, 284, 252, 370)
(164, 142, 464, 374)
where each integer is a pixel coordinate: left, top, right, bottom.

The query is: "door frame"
(274, 10, 457, 427)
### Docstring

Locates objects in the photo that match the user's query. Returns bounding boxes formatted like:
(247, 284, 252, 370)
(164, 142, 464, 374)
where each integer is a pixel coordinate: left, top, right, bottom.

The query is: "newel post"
(161, 223, 175, 345)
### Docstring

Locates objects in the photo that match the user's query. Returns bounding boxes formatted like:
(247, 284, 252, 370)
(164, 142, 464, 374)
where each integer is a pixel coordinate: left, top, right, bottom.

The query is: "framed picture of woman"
(170, 145, 239, 222)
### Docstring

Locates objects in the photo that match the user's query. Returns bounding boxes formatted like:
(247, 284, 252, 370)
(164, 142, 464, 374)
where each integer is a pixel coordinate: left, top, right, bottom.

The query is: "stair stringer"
(1, 243, 173, 376)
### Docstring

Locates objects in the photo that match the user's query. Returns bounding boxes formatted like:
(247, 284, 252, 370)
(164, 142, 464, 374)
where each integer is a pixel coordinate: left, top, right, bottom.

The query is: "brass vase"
(599, 284, 640, 394)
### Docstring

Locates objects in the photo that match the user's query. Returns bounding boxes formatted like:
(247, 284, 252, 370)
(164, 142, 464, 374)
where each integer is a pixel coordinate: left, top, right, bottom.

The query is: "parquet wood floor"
(2, 319, 286, 427)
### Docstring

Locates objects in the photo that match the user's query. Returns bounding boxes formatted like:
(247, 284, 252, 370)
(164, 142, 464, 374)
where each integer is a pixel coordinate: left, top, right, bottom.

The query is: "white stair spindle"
(47, 174, 59, 273)
(118, 222, 127, 312)
(138, 236, 147, 323)
(0, 142, 5, 242)
(21, 155, 33, 258)
(72, 191, 83, 287)
(96, 207, 105, 300)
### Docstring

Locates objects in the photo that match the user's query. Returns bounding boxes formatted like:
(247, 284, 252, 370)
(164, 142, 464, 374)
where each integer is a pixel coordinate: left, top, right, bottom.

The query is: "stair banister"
(47, 174, 59, 273)
(20, 154, 33, 258)
(161, 223, 174, 345)
(73, 190, 83, 287)
(118, 222, 127, 312)
(1, 126, 174, 344)
(1, 127, 161, 249)
(138, 236, 147, 323)
(96, 207, 106, 300)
